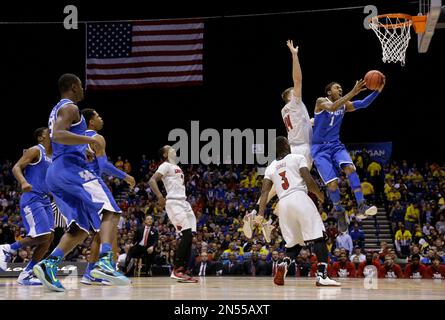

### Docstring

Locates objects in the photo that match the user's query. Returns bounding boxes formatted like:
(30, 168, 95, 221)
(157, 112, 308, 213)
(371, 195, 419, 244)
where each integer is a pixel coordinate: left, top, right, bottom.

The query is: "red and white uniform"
(330, 261, 356, 278)
(281, 95, 313, 169)
(378, 264, 403, 278)
(404, 263, 427, 279)
(156, 162, 196, 232)
(264, 154, 324, 247)
(425, 265, 445, 279)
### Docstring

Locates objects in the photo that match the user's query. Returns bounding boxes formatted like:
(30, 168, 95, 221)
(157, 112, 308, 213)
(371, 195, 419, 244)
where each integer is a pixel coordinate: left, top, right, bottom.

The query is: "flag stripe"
(133, 28, 204, 36)
(88, 64, 202, 75)
(87, 59, 203, 69)
(132, 39, 203, 46)
(87, 81, 203, 90)
(88, 70, 203, 80)
(87, 75, 203, 86)
(134, 19, 204, 26)
(132, 43, 203, 52)
(132, 49, 202, 57)
(133, 23, 204, 31)
(133, 34, 203, 41)
(87, 54, 202, 65)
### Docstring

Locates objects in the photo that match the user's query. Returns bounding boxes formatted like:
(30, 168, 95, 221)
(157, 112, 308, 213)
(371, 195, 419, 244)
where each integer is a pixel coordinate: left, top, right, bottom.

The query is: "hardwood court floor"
(0, 277, 444, 300)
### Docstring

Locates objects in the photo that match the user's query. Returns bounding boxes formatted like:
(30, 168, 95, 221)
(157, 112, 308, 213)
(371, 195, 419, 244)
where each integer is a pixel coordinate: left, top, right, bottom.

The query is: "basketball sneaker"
(90, 252, 131, 286)
(261, 219, 275, 243)
(170, 267, 198, 283)
(0, 244, 13, 271)
(273, 257, 291, 286)
(81, 272, 111, 286)
(358, 200, 377, 217)
(316, 276, 341, 287)
(17, 269, 42, 286)
(242, 210, 256, 239)
(33, 256, 65, 292)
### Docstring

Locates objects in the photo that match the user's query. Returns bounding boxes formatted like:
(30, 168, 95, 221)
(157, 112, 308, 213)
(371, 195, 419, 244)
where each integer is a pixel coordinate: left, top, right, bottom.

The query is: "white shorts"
(291, 143, 312, 170)
(165, 199, 197, 233)
(278, 190, 325, 247)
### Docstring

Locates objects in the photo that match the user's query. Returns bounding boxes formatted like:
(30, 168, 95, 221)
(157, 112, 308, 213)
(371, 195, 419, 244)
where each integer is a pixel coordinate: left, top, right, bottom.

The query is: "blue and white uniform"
(311, 99, 354, 184)
(20, 144, 54, 237)
(46, 99, 117, 233)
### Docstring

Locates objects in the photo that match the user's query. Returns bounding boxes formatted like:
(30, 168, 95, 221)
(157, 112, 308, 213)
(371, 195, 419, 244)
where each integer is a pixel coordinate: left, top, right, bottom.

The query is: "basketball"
(364, 70, 385, 90)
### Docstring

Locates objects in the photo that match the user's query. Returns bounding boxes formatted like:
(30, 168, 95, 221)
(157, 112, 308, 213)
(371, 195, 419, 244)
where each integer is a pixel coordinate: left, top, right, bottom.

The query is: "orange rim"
(369, 13, 413, 29)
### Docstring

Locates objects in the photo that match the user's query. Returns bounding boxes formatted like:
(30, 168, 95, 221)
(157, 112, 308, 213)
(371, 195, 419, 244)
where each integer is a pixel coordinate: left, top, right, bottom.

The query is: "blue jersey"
(85, 129, 100, 176)
(48, 99, 87, 160)
(312, 101, 345, 144)
(23, 144, 51, 196)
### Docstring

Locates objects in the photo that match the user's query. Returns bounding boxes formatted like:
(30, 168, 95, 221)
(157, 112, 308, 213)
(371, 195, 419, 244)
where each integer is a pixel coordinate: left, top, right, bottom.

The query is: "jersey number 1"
(279, 171, 289, 190)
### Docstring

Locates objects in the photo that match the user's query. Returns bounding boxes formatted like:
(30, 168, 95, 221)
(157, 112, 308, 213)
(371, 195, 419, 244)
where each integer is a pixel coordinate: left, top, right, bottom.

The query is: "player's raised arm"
(52, 104, 98, 147)
(12, 146, 41, 192)
(315, 80, 366, 113)
(345, 77, 385, 112)
(258, 178, 274, 217)
(90, 134, 135, 189)
(286, 40, 302, 98)
(299, 167, 324, 204)
(149, 172, 166, 207)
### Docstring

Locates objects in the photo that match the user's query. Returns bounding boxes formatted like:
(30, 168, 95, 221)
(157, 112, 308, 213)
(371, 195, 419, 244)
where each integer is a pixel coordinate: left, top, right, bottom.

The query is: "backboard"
(417, 0, 444, 52)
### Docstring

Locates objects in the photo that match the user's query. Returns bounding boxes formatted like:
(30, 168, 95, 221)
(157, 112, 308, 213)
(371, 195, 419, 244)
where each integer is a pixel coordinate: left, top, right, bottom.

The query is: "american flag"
(85, 19, 204, 90)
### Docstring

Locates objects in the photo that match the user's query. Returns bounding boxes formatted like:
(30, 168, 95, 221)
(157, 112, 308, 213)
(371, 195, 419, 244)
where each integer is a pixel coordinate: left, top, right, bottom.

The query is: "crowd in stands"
(0, 149, 444, 279)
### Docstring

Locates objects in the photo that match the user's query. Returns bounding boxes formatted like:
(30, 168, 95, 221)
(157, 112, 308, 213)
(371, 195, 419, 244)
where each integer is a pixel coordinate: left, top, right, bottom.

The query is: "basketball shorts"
(46, 154, 120, 233)
(311, 141, 355, 184)
(20, 192, 54, 237)
(290, 143, 312, 170)
(165, 199, 197, 233)
(278, 190, 325, 247)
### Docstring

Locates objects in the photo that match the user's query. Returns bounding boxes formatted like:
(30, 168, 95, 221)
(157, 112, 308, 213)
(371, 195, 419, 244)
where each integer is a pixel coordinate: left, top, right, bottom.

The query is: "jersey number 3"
(279, 171, 289, 190)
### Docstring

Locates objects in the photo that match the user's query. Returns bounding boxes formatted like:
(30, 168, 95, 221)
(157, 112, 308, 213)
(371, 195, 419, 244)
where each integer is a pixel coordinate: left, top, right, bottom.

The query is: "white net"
(369, 15, 412, 66)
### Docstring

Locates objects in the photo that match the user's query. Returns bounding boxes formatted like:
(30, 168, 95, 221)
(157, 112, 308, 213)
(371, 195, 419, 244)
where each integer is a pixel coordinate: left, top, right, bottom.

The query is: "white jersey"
(264, 153, 308, 199)
(281, 94, 312, 146)
(156, 162, 186, 200)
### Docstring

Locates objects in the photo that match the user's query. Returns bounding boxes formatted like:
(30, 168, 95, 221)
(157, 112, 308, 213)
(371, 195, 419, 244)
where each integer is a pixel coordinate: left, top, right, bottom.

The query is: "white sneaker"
(365, 205, 378, 216)
(17, 269, 42, 286)
(316, 276, 341, 287)
(242, 210, 256, 239)
(0, 244, 13, 271)
(261, 219, 274, 243)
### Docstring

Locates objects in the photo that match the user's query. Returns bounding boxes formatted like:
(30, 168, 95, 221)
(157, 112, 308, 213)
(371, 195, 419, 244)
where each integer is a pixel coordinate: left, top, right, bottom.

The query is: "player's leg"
(169, 200, 198, 283)
(334, 144, 377, 217)
(81, 232, 110, 285)
(297, 192, 340, 286)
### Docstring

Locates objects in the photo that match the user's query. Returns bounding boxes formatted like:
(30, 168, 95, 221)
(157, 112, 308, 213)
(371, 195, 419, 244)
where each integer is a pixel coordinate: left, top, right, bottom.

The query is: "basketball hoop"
(369, 13, 427, 66)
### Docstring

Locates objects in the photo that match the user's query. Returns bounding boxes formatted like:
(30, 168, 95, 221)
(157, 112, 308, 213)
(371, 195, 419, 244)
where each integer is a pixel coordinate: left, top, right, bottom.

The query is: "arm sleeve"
(97, 155, 127, 179)
(351, 91, 379, 110)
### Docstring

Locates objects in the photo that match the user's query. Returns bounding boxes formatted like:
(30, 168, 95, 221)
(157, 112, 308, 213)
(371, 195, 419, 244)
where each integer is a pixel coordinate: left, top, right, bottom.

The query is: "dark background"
(0, 0, 443, 164)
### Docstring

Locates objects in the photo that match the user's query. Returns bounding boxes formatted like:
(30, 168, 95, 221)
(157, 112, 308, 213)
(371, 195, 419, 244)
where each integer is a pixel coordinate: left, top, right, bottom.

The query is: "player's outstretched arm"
(12, 146, 40, 192)
(52, 104, 99, 147)
(149, 173, 166, 208)
(258, 178, 273, 217)
(299, 167, 324, 204)
(315, 80, 366, 113)
(286, 40, 302, 98)
(346, 78, 385, 112)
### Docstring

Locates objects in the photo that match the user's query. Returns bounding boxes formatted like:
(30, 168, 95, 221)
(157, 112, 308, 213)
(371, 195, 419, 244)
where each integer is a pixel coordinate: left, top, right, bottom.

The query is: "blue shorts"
(20, 192, 54, 237)
(46, 155, 121, 233)
(311, 141, 355, 184)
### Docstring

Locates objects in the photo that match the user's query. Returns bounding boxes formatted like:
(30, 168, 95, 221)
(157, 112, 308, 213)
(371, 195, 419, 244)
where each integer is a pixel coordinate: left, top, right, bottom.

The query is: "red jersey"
(425, 265, 445, 279)
(378, 264, 403, 278)
(330, 261, 356, 278)
(404, 263, 427, 279)
(357, 260, 381, 278)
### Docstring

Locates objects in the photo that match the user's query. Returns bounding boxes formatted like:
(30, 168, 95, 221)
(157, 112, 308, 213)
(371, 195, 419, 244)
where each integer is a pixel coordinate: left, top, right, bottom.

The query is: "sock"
(25, 260, 38, 272)
(86, 262, 95, 274)
(328, 188, 343, 211)
(348, 171, 364, 203)
(175, 229, 193, 269)
(10, 242, 22, 252)
(100, 243, 112, 255)
(50, 247, 64, 259)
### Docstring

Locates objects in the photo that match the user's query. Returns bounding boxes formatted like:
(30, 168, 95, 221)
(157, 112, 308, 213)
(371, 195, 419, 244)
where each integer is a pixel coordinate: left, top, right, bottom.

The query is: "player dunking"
(33, 74, 130, 291)
(0, 128, 54, 285)
(258, 136, 340, 287)
(149, 145, 198, 283)
(80, 108, 136, 285)
(312, 78, 385, 232)
(243, 40, 313, 242)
